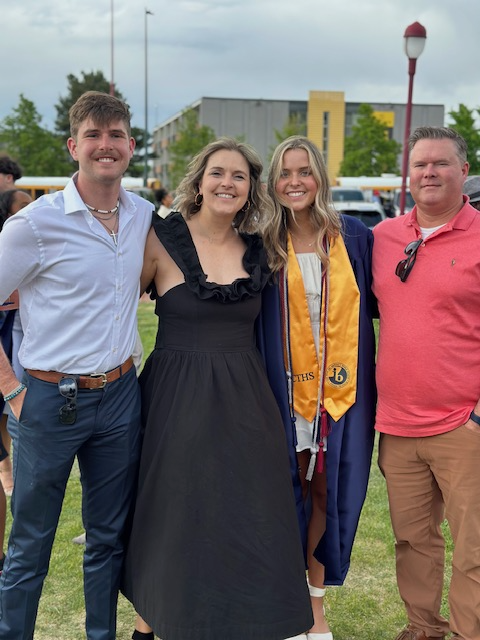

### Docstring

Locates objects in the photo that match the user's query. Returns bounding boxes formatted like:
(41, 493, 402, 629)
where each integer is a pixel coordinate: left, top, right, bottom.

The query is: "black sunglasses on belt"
(58, 376, 78, 425)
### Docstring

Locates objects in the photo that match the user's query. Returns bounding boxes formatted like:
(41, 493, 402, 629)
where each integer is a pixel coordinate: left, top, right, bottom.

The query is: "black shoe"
(132, 631, 154, 640)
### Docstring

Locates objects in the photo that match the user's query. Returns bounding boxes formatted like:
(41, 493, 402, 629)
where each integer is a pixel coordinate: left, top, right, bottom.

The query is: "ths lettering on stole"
(293, 371, 315, 383)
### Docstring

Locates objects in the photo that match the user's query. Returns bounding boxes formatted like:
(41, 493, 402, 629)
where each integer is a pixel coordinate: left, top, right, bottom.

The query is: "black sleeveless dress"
(123, 213, 313, 640)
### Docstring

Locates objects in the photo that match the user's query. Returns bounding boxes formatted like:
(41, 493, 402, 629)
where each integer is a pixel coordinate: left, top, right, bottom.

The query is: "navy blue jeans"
(0, 367, 141, 640)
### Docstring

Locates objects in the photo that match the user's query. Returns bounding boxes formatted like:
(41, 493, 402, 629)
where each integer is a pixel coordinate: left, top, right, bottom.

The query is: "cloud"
(1, 0, 479, 134)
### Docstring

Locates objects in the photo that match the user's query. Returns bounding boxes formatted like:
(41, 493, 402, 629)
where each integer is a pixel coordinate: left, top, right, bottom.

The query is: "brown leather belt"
(26, 357, 134, 390)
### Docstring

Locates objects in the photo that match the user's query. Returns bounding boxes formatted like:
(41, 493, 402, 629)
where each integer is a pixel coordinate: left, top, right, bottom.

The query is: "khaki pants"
(379, 426, 480, 640)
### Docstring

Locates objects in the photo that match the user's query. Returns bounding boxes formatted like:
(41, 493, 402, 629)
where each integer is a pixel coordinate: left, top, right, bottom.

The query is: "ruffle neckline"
(150, 212, 271, 302)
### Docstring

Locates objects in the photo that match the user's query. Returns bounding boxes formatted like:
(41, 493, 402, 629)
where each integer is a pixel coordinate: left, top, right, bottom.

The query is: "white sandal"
(307, 583, 333, 640)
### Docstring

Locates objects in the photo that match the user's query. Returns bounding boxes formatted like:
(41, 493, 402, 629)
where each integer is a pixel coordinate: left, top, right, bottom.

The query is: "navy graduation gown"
(256, 215, 376, 585)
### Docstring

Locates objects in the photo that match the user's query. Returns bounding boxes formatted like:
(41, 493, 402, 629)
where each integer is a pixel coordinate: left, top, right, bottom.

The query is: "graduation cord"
(281, 267, 296, 445)
(282, 242, 330, 481)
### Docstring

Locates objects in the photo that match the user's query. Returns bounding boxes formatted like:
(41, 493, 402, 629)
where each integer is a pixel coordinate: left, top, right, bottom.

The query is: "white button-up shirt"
(0, 176, 153, 374)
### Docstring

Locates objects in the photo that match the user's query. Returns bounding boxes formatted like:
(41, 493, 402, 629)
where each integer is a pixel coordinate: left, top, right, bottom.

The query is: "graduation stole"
(282, 232, 360, 425)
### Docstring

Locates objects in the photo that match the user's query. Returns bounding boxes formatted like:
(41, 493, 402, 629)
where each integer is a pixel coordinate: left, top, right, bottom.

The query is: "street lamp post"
(144, 8, 153, 187)
(399, 21, 427, 215)
(110, 0, 115, 96)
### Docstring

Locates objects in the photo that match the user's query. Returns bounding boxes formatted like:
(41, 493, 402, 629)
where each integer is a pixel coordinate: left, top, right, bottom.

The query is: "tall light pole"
(110, 0, 115, 96)
(144, 8, 153, 187)
(399, 21, 427, 215)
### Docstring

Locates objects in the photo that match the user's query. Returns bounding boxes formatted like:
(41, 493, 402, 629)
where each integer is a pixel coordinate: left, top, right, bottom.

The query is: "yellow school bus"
(15, 176, 153, 202)
(15, 176, 71, 199)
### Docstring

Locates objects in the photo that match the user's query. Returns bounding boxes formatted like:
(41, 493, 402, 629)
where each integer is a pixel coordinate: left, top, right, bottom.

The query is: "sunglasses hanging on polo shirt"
(395, 238, 423, 282)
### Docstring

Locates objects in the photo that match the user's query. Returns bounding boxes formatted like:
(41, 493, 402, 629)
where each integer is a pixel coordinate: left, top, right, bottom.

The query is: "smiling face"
(409, 138, 468, 224)
(67, 117, 135, 187)
(198, 149, 250, 218)
(274, 148, 318, 218)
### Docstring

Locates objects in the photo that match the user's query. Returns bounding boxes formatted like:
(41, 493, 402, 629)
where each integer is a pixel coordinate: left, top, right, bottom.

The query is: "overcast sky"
(2, 0, 479, 136)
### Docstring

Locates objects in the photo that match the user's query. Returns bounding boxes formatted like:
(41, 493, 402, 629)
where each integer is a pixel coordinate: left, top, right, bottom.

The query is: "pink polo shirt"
(372, 199, 480, 437)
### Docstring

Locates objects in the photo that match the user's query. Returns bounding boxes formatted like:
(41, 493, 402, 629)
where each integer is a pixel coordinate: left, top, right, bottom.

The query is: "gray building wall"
(198, 97, 292, 164)
(345, 102, 444, 140)
(152, 97, 444, 189)
(152, 97, 296, 187)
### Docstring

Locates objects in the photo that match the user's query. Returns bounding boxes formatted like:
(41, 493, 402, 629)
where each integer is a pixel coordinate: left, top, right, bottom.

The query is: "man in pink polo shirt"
(373, 127, 480, 640)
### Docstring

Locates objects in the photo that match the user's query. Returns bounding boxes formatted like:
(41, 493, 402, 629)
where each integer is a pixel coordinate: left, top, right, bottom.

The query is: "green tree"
(0, 94, 72, 175)
(269, 113, 307, 160)
(449, 104, 480, 174)
(168, 109, 215, 188)
(339, 104, 401, 176)
(54, 71, 150, 177)
(54, 70, 127, 139)
(129, 126, 150, 178)
(275, 113, 306, 140)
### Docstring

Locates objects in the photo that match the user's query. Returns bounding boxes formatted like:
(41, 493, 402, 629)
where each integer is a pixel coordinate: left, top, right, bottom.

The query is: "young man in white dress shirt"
(0, 91, 153, 640)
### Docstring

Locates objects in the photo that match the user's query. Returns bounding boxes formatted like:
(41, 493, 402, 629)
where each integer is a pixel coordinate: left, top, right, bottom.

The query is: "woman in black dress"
(123, 138, 313, 640)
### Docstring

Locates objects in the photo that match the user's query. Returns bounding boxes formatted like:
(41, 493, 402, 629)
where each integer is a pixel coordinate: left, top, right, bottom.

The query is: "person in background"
(463, 174, 480, 211)
(0, 189, 32, 223)
(0, 157, 22, 193)
(154, 187, 174, 218)
(124, 137, 313, 640)
(0, 189, 33, 575)
(0, 189, 33, 496)
(0, 439, 5, 577)
(0, 91, 153, 639)
(373, 127, 480, 640)
(259, 136, 376, 640)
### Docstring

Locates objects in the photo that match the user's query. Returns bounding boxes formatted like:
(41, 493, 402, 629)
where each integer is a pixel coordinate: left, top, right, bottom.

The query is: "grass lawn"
(4, 307, 453, 639)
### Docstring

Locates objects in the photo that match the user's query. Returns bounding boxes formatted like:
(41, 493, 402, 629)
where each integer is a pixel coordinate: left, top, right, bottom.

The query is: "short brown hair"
(0, 156, 22, 181)
(69, 91, 132, 139)
(408, 126, 468, 164)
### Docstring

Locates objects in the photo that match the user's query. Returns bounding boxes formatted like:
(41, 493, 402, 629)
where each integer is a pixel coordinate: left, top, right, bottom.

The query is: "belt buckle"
(89, 373, 108, 389)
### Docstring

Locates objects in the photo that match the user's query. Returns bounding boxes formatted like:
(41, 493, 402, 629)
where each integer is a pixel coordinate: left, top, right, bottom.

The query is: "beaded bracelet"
(3, 383, 26, 402)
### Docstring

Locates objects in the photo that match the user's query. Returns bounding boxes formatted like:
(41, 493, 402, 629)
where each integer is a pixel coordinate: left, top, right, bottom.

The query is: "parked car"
(393, 188, 415, 216)
(331, 187, 386, 229)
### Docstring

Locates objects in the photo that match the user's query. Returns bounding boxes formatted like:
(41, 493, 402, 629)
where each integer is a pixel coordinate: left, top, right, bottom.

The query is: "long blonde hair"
(263, 136, 341, 272)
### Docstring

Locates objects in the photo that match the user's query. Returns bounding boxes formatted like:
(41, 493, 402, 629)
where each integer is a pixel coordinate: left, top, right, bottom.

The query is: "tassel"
(316, 447, 325, 474)
(316, 408, 329, 473)
(320, 407, 329, 439)
(306, 447, 318, 481)
(291, 415, 298, 448)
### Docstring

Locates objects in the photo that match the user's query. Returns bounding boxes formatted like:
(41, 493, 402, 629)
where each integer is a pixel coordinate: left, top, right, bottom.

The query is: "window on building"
(323, 112, 330, 165)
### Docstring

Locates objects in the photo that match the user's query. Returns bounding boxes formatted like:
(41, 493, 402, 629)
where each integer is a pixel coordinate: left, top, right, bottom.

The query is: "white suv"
(393, 189, 415, 216)
(331, 187, 386, 229)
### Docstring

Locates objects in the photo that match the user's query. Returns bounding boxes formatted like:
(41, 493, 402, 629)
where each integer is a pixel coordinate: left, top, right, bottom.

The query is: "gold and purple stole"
(281, 232, 360, 473)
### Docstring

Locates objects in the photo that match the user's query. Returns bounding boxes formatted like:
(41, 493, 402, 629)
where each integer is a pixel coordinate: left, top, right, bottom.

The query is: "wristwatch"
(469, 410, 480, 426)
